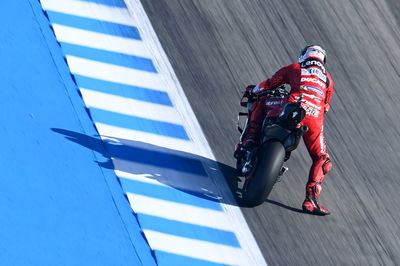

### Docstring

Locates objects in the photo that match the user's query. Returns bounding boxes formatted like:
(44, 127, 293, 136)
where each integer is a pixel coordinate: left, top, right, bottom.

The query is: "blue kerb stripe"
(154, 250, 230, 266)
(46, 11, 141, 40)
(90, 108, 189, 140)
(60, 43, 157, 73)
(138, 214, 240, 247)
(119, 178, 223, 211)
(77, 0, 126, 8)
(74, 75, 173, 106)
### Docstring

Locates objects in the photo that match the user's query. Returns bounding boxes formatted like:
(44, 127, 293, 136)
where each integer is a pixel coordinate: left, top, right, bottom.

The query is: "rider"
(236, 45, 334, 215)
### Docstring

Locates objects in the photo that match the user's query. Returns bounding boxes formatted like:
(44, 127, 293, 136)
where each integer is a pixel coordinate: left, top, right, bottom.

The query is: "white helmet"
(299, 45, 327, 64)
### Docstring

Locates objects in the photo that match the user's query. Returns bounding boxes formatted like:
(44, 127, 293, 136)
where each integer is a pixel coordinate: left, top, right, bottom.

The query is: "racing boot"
(234, 140, 256, 160)
(238, 139, 258, 176)
(234, 120, 261, 159)
(234, 142, 244, 159)
(302, 182, 331, 215)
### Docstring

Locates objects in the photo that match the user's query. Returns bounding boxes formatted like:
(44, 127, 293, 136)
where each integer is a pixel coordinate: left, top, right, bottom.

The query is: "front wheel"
(242, 141, 285, 207)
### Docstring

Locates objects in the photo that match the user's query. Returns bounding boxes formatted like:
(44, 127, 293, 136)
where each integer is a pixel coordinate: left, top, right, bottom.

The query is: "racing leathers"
(240, 58, 334, 215)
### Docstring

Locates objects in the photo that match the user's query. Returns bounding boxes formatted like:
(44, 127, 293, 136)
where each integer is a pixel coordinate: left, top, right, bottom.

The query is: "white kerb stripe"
(115, 171, 167, 186)
(40, 0, 135, 26)
(66, 56, 165, 92)
(115, 170, 217, 190)
(114, 169, 218, 197)
(80, 89, 183, 125)
(51, 24, 151, 58)
(144, 230, 247, 265)
(126, 193, 233, 232)
(95, 123, 212, 157)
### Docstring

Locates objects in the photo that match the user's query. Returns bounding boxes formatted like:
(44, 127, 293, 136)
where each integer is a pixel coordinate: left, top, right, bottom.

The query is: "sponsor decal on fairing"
(265, 100, 285, 106)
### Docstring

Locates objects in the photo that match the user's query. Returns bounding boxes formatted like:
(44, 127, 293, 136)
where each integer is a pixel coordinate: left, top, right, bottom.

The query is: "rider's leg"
(302, 122, 332, 215)
(241, 100, 266, 148)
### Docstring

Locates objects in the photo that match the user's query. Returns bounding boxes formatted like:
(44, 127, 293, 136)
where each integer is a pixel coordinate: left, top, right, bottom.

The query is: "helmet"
(299, 45, 327, 64)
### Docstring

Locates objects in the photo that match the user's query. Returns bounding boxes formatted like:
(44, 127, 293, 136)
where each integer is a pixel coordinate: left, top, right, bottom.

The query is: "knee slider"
(322, 157, 332, 175)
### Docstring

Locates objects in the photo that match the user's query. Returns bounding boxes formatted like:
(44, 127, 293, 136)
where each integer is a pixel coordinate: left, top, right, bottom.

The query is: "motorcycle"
(235, 86, 308, 207)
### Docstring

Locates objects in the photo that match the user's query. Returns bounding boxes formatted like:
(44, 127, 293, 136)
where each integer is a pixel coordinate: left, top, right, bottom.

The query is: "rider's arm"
(324, 72, 335, 112)
(251, 64, 292, 95)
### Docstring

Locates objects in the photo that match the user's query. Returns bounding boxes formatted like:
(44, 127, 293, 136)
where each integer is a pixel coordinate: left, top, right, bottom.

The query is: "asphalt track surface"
(140, 0, 400, 265)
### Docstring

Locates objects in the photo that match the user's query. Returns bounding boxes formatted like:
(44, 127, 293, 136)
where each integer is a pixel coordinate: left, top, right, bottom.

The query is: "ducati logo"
(300, 78, 326, 89)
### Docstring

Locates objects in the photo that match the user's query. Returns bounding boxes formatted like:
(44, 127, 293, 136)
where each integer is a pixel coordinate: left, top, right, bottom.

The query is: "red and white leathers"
(241, 58, 334, 214)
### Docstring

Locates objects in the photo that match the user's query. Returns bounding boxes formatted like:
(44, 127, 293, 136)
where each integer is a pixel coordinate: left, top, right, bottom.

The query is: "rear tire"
(242, 141, 285, 207)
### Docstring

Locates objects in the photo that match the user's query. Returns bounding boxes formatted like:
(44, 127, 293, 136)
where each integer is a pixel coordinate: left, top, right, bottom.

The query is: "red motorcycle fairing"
(264, 97, 287, 118)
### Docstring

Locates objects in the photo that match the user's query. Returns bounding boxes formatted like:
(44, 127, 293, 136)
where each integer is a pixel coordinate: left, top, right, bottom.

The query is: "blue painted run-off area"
(5, 0, 247, 264)
(0, 1, 155, 265)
